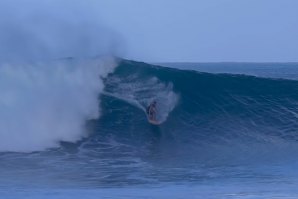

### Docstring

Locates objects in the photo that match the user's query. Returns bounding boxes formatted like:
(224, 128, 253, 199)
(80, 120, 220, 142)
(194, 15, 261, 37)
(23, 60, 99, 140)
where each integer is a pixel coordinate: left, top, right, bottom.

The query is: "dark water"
(160, 62, 298, 80)
(1, 59, 298, 198)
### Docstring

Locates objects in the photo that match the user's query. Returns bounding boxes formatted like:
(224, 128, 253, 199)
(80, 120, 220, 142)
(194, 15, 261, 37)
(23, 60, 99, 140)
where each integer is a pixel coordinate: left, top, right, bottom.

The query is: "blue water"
(1, 59, 298, 198)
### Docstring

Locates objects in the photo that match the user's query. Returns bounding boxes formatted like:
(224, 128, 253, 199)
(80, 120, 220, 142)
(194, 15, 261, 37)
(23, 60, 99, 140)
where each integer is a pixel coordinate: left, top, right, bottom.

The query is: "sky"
(0, 0, 297, 62)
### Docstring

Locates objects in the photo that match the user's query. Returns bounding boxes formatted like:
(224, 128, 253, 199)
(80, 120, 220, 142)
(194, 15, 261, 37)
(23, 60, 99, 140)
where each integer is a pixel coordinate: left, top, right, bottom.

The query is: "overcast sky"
(0, 0, 297, 62)
(96, 0, 298, 62)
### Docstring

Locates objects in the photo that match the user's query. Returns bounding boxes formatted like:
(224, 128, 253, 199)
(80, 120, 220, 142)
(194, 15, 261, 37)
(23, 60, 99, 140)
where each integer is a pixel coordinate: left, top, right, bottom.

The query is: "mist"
(0, 0, 123, 62)
(0, 1, 120, 152)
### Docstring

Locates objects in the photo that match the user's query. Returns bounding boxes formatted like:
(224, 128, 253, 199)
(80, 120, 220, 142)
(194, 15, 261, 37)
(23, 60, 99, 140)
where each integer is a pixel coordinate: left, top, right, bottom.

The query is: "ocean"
(1, 58, 298, 198)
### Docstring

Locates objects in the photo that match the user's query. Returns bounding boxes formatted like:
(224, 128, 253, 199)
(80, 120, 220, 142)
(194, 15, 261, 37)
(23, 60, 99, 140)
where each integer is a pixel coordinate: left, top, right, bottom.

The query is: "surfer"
(147, 101, 157, 121)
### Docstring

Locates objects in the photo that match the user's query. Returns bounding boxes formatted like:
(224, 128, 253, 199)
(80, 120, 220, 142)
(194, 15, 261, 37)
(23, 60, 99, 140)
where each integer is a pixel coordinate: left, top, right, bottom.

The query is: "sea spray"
(0, 57, 117, 152)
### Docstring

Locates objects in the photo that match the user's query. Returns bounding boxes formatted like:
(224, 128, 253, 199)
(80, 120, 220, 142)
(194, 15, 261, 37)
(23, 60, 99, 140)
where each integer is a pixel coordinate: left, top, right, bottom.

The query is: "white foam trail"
(105, 76, 179, 123)
(0, 57, 117, 152)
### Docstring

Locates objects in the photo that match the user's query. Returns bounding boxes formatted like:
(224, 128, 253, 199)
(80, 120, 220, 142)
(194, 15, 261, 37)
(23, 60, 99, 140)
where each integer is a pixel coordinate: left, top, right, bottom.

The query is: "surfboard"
(148, 119, 161, 125)
(147, 114, 161, 125)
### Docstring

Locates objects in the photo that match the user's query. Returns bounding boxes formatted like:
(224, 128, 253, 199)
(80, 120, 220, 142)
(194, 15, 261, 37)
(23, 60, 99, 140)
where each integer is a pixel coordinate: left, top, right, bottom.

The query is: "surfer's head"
(152, 101, 157, 106)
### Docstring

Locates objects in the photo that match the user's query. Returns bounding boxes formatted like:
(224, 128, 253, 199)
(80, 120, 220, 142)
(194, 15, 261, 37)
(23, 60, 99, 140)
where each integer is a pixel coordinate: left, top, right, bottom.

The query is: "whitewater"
(1, 58, 298, 198)
(0, 57, 117, 152)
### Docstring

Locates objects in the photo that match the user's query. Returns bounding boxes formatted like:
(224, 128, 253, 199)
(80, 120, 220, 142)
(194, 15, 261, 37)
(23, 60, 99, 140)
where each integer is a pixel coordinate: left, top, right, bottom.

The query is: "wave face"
(96, 60, 298, 155)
